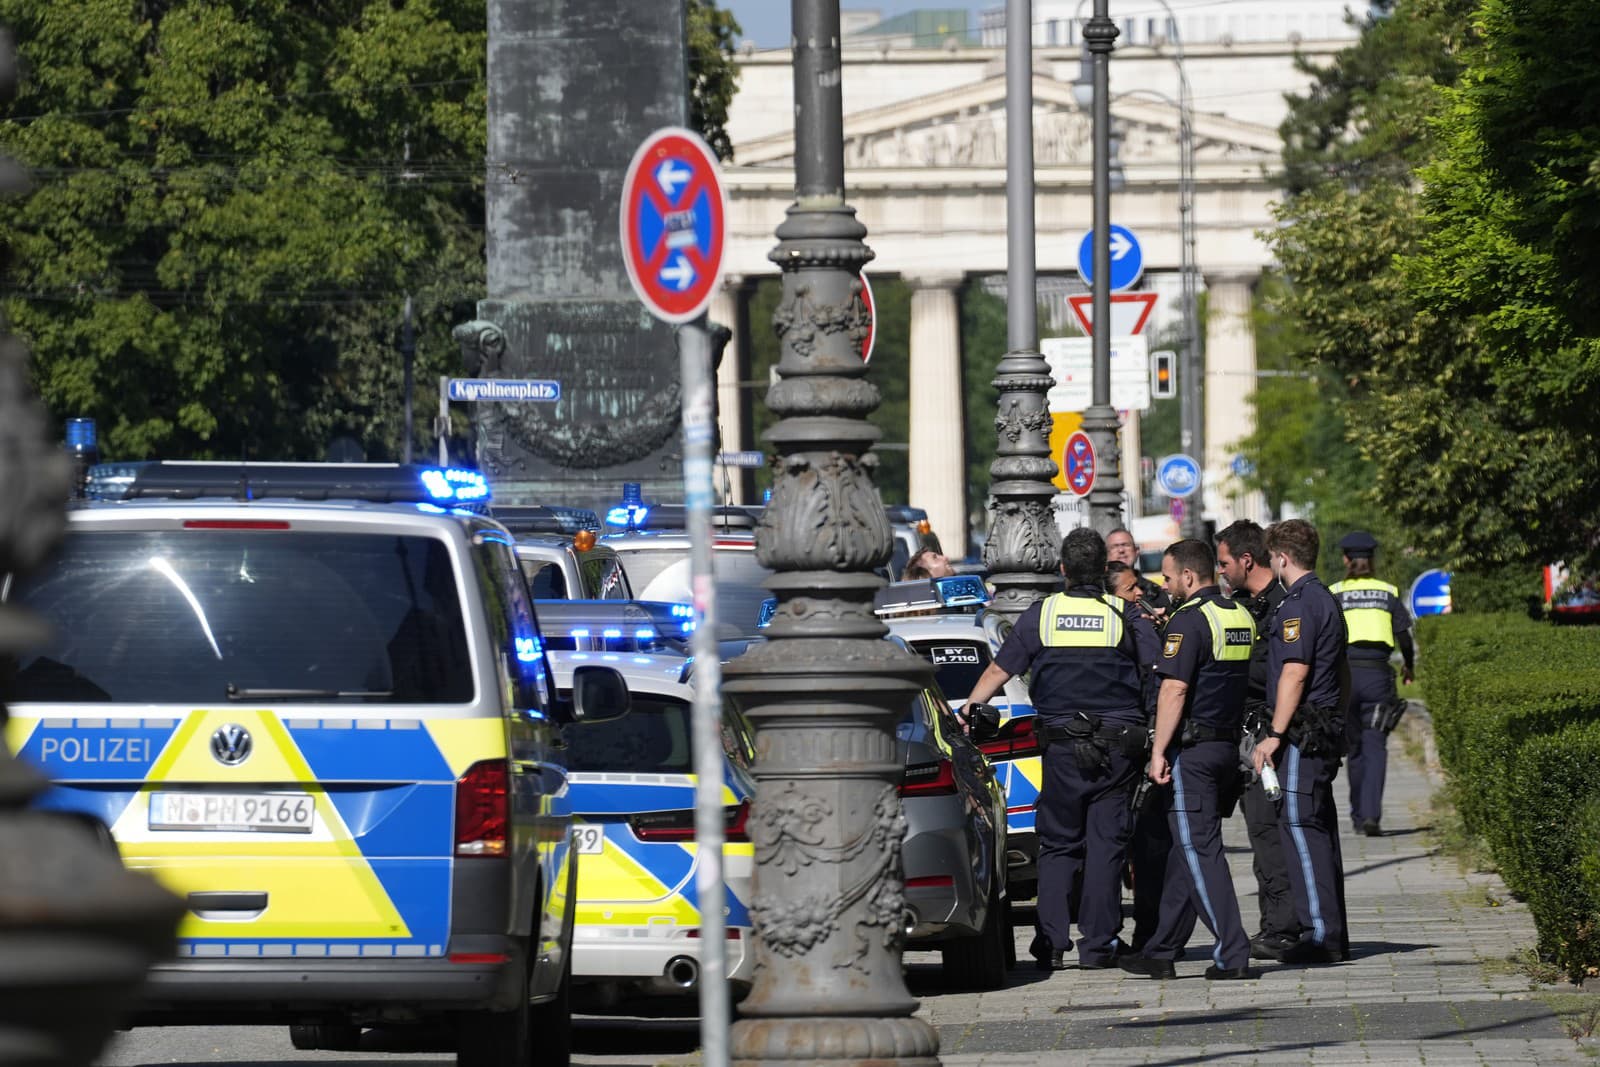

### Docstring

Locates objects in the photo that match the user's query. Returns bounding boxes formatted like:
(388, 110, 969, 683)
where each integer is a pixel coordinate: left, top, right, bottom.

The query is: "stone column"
(711, 276, 748, 504)
(1203, 273, 1261, 526)
(1122, 408, 1143, 521)
(906, 272, 967, 557)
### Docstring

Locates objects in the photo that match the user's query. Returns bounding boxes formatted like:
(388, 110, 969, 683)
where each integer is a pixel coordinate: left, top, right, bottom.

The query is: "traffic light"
(1151, 350, 1177, 399)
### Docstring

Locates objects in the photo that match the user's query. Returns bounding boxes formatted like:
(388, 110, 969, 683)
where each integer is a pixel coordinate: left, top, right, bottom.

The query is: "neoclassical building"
(713, 34, 1347, 551)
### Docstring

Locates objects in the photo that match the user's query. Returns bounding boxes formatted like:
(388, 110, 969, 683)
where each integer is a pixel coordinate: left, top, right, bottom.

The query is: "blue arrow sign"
(1155, 453, 1200, 498)
(1408, 568, 1452, 617)
(447, 378, 561, 402)
(1076, 225, 1144, 292)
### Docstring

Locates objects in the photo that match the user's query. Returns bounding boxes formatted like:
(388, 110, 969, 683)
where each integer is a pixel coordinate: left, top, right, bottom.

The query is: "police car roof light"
(65, 417, 97, 450)
(491, 504, 601, 535)
(89, 461, 493, 510)
(757, 597, 778, 629)
(606, 483, 651, 528)
(933, 575, 990, 608)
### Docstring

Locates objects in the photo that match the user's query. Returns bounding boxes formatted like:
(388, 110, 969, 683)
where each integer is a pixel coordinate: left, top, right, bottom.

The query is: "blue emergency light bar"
(83, 461, 492, 511)
(533, 599, 690, 654)
(873, 575, 991, 617)
(757, 597, 778, 629)
(491, 505, 602, 535)
(605, 482, 650, 528)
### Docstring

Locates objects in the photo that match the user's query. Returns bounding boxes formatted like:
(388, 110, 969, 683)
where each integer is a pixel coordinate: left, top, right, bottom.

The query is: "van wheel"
(941, 877, 1009, 991)
(289, 1023, 360, 1051)
(457, 965, 532, 1067)
(528, 952, 572, 1067)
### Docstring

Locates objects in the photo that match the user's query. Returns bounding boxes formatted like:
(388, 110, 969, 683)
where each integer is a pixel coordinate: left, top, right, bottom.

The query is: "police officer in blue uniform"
(964, 527, 1158, 971)
(1217, 520, 1304, 960)
(1252, 519, 1351, 964)
(1120, 539, 1258, 980)
(1330, 531, 1415, 836)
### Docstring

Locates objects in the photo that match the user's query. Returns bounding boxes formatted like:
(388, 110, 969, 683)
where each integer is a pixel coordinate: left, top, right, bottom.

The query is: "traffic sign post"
(1076, 225, 1144, 293)
(1063, 430, 1096, 497)
(622, 127, 730, 1057)
(620, 127, 728, 324)
(1408, 569, 1453, 617)
(1042, 335, 1151, 413)
(1155, 454, 1201, 498)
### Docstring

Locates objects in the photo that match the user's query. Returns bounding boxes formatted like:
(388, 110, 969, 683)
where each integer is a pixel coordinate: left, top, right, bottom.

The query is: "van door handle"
(187, 891, 268, 919)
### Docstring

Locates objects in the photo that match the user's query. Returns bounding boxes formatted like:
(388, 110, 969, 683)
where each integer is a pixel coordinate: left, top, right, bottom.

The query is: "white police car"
(4, 461, 627, 1067)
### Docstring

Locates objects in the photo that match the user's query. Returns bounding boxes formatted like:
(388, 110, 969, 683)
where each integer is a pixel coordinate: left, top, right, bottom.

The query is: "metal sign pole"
(679, 316, 729, 1067)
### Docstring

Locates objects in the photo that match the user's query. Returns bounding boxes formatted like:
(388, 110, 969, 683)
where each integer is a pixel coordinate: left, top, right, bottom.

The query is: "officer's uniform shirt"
(1153, 587, 1256, 732)
(996, 584, 1158, 728)
(1135, 575, 1173, 614)
(1266, 573, 1347, 712)
(1234, 581, 1287, 706)
(1329, 578, 1413, 664)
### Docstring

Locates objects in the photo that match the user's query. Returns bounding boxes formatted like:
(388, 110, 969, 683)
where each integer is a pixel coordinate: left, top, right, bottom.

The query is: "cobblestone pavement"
(904, 714, 1589, 1065)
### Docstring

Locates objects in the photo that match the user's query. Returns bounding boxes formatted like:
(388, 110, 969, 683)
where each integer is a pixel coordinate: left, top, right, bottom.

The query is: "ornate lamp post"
(1080, 0, 1124, 535)
(983, 0, 1065, 624)
(723, 3, 940, 1065)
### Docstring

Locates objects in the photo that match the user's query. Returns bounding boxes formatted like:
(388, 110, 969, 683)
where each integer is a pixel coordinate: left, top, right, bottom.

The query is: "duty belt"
(1349, 657, 1393, 670)
(1181, 722, 1240, 746)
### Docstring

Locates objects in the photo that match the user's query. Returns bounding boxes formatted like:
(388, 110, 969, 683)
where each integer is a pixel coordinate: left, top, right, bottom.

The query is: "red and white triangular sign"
(1068, 291, 1160, 337)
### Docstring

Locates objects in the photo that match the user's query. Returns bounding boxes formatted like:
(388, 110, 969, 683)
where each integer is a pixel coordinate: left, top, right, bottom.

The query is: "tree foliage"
(0, 0, 741, 462)
(688, 0, 741, 162)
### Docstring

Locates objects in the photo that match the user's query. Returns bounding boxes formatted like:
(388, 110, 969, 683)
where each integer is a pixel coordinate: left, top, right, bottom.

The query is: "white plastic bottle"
(1260, 763, 1283, 802)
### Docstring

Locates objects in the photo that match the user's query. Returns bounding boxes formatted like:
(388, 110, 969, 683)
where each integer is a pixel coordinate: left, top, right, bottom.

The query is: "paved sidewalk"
(904, 722, 1587, 1065)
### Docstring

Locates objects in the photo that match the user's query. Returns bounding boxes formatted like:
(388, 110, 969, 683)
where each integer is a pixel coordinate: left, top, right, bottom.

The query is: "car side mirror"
(569, 665, 629, 724)
(965, 701, 1002, 744)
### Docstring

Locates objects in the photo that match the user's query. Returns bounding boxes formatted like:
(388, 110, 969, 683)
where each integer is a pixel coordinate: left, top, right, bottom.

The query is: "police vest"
(1029, 591, 1144, 722)
(1171, 594, 1256, 730)
(1329, 577, 1399, 652)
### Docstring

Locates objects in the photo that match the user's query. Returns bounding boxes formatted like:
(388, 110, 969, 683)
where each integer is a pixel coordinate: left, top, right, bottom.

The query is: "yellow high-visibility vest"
(1329, 577, 1399, 648)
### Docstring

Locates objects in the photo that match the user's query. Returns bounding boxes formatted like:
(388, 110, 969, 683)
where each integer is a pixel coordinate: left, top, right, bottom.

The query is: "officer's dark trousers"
(1036, 740, 1138, 965)
(1130, 783, 1171, 951)
(1240, 777, 1301, 940)
(1347, 663, 1397, 826)
(1142, 742, 1250, 970)
(1277, 743, 1349, 953)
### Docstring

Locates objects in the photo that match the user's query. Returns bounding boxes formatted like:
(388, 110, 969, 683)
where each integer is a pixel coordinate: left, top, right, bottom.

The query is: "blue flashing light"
(680, 620, 695, 634)
(601, 628, 623, 640)
(605, 482, 650, 528)
(569, 628, 591, 639)
(635, 628, 654, 640)
(65, 418, 97, 451)
(415, 502, 448, 514)
(670, 603, 694, 618)
(514, 635, 542, 663)
(757, 597, 779, 629)
(419, 467, 490, 503)
(933, 575, 990, 608)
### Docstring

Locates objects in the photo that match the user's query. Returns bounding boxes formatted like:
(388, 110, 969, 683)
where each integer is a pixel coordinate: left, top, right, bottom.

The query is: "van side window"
(473, 539, 553, 713)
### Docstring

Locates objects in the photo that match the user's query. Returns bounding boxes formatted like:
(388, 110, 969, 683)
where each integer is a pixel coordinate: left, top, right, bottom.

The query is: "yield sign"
(620, 127, 726, 324)
(859, 271, 876, 363)
(1067, 291, 1160, 337)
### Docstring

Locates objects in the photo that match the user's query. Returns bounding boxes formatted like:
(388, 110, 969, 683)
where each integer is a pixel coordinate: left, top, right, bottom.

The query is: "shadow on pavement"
(1343, 849, 1444, 877)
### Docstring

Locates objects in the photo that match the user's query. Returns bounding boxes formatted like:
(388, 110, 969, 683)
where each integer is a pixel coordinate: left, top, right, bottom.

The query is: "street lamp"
(723, 2, 941, 1065)
(982, 0, 1065, 624)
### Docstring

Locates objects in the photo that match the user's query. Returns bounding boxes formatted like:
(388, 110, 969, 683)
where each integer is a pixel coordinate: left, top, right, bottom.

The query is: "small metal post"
(1082, 0, 1123, 535)
(401, 294, 416, 464)
(678, 317, 730, 1067)
(983, 0, 1064, 624)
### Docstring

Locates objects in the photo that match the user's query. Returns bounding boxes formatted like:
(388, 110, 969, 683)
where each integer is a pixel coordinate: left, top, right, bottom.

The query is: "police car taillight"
(630, 801, 750, 843)
(976, 717, 1039, 762)
(455, 759, 508, 857)
(900, 759, 957, 797)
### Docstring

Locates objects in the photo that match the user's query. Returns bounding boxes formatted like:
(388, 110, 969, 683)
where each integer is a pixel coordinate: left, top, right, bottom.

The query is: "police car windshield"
(6, 531, 473, 705)
(909, 640, 992, 699)
(616, 547, 773, 638)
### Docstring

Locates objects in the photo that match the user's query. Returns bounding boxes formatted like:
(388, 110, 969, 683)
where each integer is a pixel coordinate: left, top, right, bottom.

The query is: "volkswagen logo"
(210, 724, 253, 766)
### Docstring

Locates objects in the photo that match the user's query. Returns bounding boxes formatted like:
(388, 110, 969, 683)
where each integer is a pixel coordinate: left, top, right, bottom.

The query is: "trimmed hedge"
(1449, 567, 1543, 616)
(1421, 614, 1600, 979)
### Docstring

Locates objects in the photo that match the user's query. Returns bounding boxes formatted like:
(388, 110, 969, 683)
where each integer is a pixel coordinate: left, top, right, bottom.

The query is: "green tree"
(688, 0, 741, 162)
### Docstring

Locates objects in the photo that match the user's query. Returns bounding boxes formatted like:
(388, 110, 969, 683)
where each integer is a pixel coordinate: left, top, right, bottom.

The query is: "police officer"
(1120, 539, 1258, 980)
(1330, 531, 1415, 836)
(1251, 519, 1351, 964)
(964, 527, 1157, 970)
(1216, 520, 1304, 960)
(1108, 527, 1172, 615)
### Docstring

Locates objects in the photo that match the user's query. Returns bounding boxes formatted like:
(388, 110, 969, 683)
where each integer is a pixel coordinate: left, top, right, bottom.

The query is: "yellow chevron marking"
(423, 718, 506, 777)
(3, 716, 39, 758)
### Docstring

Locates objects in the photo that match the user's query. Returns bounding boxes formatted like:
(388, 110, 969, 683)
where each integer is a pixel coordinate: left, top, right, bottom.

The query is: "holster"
(1288, 704, 1347, 759)
(1376, 698, 1409, 734)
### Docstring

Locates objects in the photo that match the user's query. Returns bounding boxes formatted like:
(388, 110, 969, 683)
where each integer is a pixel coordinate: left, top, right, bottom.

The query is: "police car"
(491, 506, 633, 603)
(876, 577, 1042, 899)
(3, 461, 628, 1067)
(545, 643, 756, 1004)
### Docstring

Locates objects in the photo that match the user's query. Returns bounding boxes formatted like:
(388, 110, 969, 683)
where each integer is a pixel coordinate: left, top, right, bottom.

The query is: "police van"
(2, 462, 628, 1067)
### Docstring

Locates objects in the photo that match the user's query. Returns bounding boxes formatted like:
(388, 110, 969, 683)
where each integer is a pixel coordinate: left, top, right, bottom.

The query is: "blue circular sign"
(1408, 568, 1453, 617)
(1063, 431, 1096, 497)
(1155, 454, 1200, 498)
(1076, 225, 1144, 293)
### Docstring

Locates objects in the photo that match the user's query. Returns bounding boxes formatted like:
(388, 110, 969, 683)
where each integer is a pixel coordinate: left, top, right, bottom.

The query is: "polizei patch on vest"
(1282, 618, 1302, 642)
(1055, 614, 1106, 632)
(1224, 628, 1254, 646)
(1163, 633, 1184, 658)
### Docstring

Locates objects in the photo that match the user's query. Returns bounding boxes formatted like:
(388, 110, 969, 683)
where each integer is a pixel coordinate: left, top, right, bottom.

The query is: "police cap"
(1339, 530, 1378, 558)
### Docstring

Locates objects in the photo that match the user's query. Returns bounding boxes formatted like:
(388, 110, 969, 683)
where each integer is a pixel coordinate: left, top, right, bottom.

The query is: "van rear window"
(5, 530, 473, 705)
